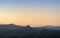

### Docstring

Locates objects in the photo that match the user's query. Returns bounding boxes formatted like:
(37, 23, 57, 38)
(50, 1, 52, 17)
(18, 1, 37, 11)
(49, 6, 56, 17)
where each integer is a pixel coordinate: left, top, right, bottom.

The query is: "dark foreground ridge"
(0, 24, 60, 38)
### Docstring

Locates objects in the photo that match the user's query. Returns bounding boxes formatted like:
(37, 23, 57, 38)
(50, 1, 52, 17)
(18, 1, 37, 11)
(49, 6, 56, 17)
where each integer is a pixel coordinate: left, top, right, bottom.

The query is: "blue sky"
(0, 0, 60, 5)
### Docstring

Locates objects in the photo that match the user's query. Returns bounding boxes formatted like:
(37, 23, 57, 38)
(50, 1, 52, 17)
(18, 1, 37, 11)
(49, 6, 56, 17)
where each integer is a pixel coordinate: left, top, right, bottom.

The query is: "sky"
(0, 0, 60, 26)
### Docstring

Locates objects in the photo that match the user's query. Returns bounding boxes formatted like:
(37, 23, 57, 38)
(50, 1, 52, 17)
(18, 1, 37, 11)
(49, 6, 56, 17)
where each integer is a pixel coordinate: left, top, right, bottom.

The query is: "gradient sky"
(0, 0, 60, 26)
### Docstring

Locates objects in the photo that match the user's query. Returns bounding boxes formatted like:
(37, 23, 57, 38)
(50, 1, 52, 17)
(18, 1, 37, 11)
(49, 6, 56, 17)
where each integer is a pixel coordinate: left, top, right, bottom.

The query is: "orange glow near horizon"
(0, 13, 60, 26)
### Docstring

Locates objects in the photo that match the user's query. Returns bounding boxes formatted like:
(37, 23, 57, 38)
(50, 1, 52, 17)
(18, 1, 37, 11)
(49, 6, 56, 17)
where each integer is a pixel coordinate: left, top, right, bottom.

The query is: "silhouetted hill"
(0, 24, 41, 38)
(0, 24, 60, 38)
(34, 26, 60, 38)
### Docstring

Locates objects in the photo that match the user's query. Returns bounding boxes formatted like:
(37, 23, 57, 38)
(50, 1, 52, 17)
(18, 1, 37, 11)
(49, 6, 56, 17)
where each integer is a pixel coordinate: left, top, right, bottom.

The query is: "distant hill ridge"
(0, 24, 41, 38)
